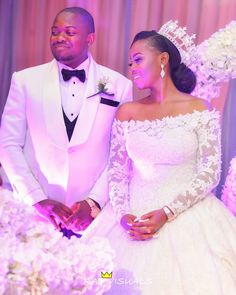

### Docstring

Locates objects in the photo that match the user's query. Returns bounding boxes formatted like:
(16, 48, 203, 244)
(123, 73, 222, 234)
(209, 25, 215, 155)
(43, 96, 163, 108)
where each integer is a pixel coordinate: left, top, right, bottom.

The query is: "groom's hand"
(66, 200, 94, 231)
(33, 199, 72, 230)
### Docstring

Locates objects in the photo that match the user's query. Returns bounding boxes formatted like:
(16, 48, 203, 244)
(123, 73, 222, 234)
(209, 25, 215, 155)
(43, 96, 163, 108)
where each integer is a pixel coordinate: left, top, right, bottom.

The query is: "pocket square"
(100, 97, 120, 107)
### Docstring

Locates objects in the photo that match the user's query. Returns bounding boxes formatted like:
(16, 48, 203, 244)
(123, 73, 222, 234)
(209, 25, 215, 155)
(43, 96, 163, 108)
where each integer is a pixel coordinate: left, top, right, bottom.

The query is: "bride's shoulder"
(183, 94, 213, 112)
(115, 100, 142, 122)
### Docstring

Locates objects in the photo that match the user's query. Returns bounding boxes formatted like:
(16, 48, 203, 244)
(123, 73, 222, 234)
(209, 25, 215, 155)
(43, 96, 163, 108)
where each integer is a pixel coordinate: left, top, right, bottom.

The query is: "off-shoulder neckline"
(114, 109, 219, 124)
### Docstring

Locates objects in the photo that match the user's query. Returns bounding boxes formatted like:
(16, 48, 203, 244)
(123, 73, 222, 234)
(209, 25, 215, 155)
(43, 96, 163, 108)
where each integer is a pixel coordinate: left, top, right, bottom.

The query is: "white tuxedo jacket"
(0, 55, 132, 207)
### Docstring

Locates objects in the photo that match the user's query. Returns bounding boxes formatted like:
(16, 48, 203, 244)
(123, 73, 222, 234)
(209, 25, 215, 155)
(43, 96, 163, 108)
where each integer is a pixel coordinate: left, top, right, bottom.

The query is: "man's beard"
(53, 53, 74, 63)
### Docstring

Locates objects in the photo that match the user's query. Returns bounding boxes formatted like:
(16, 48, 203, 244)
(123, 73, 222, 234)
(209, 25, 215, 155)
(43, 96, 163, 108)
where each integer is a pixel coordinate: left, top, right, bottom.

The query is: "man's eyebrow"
(51, 25, 78, 29)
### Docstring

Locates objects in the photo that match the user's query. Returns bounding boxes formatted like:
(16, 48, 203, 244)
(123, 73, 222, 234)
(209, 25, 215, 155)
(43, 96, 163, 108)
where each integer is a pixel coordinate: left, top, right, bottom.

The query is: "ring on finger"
(152, 230, 159, 239)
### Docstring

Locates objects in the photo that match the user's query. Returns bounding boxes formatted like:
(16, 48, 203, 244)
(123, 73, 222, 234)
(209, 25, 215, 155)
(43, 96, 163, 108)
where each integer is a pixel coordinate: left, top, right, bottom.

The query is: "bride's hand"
(120, 214, 138, 230)
(128, 209, 167, 240)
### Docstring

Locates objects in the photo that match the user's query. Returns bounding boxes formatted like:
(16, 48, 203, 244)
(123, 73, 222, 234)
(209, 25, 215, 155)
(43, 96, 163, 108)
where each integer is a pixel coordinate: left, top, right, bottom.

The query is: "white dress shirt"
(58, 58, 90, 122)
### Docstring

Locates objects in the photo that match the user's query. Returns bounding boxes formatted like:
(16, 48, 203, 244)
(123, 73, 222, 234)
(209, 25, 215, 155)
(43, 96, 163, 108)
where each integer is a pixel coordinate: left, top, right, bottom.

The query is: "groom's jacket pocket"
(100, 97, 120, 107)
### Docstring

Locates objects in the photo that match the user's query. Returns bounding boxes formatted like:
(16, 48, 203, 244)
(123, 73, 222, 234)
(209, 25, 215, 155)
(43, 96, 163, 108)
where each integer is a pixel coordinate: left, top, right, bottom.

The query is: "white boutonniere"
(87, 77, 115, 98)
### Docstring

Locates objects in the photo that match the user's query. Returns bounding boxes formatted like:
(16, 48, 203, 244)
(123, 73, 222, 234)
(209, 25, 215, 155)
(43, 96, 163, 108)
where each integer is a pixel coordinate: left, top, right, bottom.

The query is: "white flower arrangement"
(190, 21, 236, 101)
(198, 21, 236, 81)
(221, 157, 236, 216)
(0, 189, 114, 294)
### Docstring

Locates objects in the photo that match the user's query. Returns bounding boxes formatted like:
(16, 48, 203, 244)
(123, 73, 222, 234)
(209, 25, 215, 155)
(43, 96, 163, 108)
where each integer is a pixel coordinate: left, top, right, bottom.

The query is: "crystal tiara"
(158, 20, 196, 64)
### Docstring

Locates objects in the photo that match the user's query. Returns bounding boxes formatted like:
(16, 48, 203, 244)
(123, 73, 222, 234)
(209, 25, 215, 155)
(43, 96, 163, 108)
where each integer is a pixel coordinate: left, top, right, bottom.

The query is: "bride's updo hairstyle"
(131, 31, 196, 94)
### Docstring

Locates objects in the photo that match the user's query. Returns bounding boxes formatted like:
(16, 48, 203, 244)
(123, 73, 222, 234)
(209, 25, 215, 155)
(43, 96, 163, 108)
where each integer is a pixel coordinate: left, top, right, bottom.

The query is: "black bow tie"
(61, 68, 86, 83)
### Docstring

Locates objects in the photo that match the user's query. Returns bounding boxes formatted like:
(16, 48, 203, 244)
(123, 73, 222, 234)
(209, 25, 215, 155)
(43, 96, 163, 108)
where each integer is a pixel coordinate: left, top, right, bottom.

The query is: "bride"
(81, 22, 236, 294)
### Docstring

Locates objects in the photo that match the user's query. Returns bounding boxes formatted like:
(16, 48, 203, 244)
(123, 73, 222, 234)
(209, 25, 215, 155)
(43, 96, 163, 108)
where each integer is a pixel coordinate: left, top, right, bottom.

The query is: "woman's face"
(129, 39, 162, 90)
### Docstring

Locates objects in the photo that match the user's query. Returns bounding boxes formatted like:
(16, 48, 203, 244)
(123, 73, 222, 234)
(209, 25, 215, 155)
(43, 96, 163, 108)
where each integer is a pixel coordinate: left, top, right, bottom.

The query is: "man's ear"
(87, 33, 95, 46)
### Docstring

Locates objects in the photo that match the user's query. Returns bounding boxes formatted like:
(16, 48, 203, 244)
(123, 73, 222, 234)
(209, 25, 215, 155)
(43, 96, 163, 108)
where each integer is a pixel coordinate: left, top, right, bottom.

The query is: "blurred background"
(0, 0, 236, 196)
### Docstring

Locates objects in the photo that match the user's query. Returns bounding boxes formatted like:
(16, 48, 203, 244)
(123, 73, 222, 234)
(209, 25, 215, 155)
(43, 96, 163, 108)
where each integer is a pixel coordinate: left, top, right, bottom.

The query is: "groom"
(0, 7, 132, 236)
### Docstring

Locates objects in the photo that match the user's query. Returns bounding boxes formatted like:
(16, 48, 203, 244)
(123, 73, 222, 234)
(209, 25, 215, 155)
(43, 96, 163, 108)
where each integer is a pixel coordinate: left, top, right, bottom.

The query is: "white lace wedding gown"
(82, 109, 236, 295)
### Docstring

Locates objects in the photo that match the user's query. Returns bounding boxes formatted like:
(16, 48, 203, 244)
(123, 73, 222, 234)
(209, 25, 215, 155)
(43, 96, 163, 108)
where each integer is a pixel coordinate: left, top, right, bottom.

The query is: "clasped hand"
(34, 199, 93, 231)
(121, 208, 167, 241)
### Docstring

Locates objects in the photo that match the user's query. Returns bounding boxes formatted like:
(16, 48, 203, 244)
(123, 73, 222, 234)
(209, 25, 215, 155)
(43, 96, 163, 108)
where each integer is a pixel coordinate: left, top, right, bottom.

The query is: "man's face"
(50, 12, 94, 68)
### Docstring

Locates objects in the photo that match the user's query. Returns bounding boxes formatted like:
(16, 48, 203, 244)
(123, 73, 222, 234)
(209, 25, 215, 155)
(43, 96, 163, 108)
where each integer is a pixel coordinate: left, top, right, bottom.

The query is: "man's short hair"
(57, 7, 95, 33)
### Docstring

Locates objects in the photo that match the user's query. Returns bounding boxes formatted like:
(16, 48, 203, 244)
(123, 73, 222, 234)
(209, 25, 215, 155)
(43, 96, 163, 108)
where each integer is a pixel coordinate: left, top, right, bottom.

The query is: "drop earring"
(160, 63, 165, 79)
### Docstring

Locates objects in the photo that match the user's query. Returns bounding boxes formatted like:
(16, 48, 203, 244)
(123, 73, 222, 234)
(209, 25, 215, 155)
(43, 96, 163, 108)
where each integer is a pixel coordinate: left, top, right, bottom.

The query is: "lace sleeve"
(108, 120, 132, 222)
(167, 110, 221, 217)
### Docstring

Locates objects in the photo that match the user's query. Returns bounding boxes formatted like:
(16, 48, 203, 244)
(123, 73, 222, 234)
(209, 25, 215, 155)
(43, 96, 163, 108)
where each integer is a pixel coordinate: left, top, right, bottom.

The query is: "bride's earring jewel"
(160, 64, 165, 79)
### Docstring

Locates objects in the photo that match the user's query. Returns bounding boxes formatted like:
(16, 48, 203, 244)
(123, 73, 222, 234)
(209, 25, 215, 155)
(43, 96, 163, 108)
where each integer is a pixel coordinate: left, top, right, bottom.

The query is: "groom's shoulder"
(12, 60, 56, 83)
(16, 60, 54, 75)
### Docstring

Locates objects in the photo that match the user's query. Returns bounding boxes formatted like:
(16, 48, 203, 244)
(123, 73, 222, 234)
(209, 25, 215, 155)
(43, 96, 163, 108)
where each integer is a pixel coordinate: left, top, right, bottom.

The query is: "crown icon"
(101, 272, 112, 279)
(158, 20, 196, 64)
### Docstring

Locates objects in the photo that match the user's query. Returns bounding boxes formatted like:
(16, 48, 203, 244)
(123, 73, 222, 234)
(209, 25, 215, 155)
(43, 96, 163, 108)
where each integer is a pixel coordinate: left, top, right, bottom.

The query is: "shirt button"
(71, 113, 73, 116)
(72, 94, 75, 97)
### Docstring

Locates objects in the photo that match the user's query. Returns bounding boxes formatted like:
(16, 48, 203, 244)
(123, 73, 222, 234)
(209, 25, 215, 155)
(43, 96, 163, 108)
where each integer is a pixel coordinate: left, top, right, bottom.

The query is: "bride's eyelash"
(134, 57, 142, 63)
(128, 57, 142, 67)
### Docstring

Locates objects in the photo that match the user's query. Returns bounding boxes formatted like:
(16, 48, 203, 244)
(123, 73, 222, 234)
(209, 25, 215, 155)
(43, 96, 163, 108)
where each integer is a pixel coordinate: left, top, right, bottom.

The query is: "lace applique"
(126, 110, 206, 136)
(108, 121, 132, 222)
(166, 110, 221, 217)
(108, 110, 221, 221)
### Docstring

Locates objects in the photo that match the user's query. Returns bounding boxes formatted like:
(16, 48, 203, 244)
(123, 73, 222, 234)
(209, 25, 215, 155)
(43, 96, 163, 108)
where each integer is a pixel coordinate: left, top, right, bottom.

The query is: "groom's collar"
(57, 57, 90, 82)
